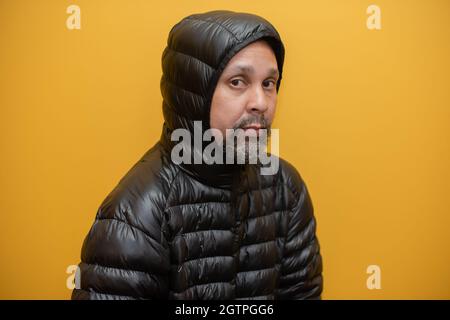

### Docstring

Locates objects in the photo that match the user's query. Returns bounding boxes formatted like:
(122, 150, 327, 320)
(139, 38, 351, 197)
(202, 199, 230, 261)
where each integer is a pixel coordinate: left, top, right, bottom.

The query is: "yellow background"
(1, 0, 449, 299)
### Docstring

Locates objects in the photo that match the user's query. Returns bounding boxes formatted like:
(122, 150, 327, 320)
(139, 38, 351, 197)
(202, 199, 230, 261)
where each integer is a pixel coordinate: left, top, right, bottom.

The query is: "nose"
(246, 85, 269, 115)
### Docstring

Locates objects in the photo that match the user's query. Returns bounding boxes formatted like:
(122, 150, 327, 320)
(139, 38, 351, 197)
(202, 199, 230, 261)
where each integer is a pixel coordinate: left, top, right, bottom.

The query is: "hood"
(159, 10, 285, 188)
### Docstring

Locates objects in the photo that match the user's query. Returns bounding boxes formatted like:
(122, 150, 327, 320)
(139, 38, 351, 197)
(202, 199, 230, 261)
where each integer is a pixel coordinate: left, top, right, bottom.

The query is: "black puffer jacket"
(72, 10, 323, 300)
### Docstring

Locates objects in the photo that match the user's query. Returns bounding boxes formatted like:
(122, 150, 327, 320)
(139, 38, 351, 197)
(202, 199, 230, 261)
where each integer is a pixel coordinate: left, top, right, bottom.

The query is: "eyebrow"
(229, 65, 279, 78)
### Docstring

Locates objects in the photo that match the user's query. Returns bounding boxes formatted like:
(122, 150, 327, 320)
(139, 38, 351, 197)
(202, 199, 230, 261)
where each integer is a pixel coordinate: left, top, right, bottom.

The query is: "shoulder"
(94, 142, 179, 232)
(277, 157, 307, 198)
(275, 157, 314, 215)
(79, 143, 176, 276)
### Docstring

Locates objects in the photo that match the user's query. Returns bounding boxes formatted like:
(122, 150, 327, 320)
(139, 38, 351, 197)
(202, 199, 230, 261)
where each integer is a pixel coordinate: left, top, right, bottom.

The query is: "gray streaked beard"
(227, 114, 272, 165)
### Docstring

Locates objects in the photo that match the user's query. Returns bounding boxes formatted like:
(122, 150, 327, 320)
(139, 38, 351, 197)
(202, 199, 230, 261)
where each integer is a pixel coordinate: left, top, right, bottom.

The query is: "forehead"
(223, 40, 278, 71)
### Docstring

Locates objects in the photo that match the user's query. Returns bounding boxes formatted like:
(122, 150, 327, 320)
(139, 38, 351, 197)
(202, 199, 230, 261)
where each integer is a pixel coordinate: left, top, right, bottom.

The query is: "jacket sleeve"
(71, 184, 171, 300)
(277, 164, 323, 299)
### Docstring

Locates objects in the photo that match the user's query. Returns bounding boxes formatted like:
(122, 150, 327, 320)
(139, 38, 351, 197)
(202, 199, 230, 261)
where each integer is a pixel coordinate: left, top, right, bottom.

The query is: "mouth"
(240, 125, 267, 138)
(242, 124, 264, 132)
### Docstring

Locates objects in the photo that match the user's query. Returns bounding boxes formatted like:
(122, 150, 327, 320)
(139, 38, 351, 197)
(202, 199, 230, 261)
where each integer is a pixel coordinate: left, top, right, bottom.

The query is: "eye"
(230, 78, 246, 88)
(262, 80, 276, 89)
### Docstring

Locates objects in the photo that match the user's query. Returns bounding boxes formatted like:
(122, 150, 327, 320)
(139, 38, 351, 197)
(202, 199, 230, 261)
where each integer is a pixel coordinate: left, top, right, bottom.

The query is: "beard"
(225, 114, 272, 165)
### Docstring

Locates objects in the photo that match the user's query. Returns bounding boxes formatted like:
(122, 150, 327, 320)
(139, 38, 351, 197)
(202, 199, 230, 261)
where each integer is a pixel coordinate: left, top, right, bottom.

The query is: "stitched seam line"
(174, 281, 231, 294)
(96, 217, 161, 245)
(166, 46, 215, 70)
(175, 254, 234, 266)
(185, 17, 239, 41)
(75, 287, 137, 299)
(162, 75, 204, 98)
(167, 201, 229, 210)
(237, 265, 279, 274)
(80, 261, 165, 278)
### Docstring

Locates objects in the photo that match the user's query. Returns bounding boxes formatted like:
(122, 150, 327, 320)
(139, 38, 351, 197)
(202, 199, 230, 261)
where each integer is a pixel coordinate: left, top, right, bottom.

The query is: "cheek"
(266, 95, 277, 123)
(210, 87, 245, 130)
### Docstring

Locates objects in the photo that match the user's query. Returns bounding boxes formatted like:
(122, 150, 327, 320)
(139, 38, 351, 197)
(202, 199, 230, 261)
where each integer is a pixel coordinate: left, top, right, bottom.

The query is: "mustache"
(233, 114, 270, 130)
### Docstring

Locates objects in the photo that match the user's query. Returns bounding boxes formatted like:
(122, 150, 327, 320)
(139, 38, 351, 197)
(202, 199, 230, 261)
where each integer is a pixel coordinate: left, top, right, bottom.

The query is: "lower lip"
(243, 127, 262, 136)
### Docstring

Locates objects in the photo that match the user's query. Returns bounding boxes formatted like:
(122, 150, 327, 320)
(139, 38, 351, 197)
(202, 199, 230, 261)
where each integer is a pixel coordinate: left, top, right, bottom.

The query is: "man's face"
(209, 40, 279, 141)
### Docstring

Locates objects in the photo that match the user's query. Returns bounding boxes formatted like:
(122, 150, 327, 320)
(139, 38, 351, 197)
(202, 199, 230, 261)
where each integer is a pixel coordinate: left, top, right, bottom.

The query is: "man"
(72, 10, 323, 300)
